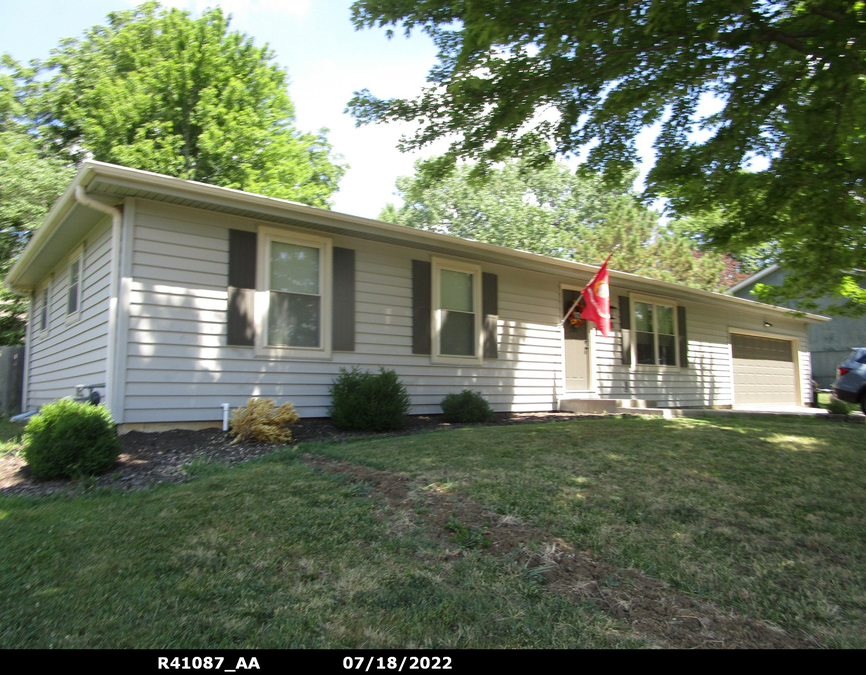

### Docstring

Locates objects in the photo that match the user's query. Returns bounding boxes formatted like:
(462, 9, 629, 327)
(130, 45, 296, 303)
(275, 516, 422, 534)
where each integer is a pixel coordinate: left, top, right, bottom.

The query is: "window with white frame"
(38, 286, 49, 333)
(66, 248, 83, 318)
(433, 258, 482, 360)
(256, 227, 331, 356)
(633, 298, 677, 366)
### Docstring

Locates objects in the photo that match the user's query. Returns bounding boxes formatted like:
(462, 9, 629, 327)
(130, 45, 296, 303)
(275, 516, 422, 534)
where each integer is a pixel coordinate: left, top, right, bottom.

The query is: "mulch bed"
(0, 410, 817, 648)
(0, 411, 584, 497)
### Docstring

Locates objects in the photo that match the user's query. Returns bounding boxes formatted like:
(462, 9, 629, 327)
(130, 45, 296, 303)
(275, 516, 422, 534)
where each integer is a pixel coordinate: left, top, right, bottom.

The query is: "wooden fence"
(0, 345, 24, 417)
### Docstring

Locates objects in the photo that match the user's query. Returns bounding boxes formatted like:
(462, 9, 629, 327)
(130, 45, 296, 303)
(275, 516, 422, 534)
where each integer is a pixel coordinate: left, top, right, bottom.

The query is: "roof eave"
(726, 264, 781, 295)
(3, 164, 98, 294)
(6, 161, 831, 323)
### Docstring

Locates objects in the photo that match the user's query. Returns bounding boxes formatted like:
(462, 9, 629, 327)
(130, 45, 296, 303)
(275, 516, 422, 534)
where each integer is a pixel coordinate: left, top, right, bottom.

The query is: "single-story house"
(728, 265, 866, 388)
(4, 161, 828, 432)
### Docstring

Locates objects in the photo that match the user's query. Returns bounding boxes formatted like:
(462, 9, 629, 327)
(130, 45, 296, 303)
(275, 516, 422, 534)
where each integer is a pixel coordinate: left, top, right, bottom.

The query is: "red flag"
(579, 256, 612, 337)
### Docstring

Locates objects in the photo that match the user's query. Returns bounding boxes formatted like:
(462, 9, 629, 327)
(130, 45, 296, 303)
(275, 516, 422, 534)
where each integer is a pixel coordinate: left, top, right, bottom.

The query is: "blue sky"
(0, 0, 453, 218)
(0, 1, 676, 218)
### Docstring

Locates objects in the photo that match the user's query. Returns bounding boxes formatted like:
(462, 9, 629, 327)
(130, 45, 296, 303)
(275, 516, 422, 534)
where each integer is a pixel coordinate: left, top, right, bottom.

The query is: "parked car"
(832, 348, 866, 414)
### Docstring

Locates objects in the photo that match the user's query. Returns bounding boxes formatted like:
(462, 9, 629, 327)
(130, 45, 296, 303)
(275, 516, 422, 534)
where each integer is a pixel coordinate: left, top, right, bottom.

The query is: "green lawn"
(0, 448, 635, 649)
(306, 415, 866, 648)
(1, 415, 864, 648)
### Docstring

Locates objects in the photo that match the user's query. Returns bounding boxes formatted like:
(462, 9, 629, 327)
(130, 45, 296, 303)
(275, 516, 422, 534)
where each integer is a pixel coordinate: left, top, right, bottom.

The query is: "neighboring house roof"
(726, 264, 781, 296)
(4, 161, 829, 323)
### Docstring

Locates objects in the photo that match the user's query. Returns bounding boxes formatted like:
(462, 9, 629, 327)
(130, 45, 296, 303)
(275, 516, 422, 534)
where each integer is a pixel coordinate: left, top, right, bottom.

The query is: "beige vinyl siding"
(123, 201, 565, 423)
(595, 296, 735, 406)
(799, 347, 813, 405)
(595, 289, 812, 406)
(122, 200, 815, 423)
(26, 218, 112, 409)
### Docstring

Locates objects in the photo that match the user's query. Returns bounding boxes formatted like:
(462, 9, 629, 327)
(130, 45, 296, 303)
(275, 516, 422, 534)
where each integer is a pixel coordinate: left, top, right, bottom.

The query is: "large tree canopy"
(349, 1, 866, 313)
(0, 57, 74, 344)
(381, 159, 728, 291)
(27, 1, 345, 207)
(1, 2, 348, 343)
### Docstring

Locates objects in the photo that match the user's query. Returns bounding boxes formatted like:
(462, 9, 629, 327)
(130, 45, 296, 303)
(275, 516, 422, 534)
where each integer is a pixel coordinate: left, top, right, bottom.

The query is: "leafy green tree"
(29, 1, 345, 206)
(3, 3, 348, 342)
(349, 1, 866, 312)
(382, 159, 613, 254)
(0, 57, 74, 344)
(673, 210, 782, 280)
(382, 159, 727, 291)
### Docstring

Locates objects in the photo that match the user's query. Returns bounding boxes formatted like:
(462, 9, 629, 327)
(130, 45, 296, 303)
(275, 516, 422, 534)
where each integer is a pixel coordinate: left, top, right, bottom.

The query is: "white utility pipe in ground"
(222, 403, 231, 432)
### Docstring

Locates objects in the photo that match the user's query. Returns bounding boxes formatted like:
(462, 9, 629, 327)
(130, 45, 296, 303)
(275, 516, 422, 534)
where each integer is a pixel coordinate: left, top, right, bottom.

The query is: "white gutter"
(4, 164, 95, 293)
(73, 186, 122, 418)
(77, 161, 828, 323)
(20, 289, 33, 413)
(6, 160, 829, 324)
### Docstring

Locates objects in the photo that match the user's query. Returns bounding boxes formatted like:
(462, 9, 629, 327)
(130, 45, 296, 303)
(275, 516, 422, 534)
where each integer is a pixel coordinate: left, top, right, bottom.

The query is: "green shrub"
(440, 389, 494, 424)
(329, 367, 411, 432)
(22, 400, 121, 480)
(827, 397, 855, 415)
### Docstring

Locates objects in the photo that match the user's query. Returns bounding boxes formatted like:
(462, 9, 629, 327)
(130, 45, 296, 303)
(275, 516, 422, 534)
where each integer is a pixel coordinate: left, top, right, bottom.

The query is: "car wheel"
(861, 396, 866, 416)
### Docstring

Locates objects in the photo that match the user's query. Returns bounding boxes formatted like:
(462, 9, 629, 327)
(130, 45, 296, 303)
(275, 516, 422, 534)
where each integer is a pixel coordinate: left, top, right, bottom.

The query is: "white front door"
(563, 289, 590, 390)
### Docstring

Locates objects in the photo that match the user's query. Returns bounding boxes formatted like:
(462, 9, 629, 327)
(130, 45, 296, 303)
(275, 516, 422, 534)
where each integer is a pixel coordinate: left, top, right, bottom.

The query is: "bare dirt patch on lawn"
(302, 453, 815, 650)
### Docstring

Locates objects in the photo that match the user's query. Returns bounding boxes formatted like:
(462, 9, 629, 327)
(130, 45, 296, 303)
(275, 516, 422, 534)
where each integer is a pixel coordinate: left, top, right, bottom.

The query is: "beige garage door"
(731, 333, 798, 405)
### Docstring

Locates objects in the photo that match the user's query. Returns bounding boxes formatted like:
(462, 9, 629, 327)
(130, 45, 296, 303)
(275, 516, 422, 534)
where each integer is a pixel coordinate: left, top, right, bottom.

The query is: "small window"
(255, 227, 332, 358)
(67, 250, 83, 318)
(633, 299, 677, 366)
(267, 241, 321, 348)
(39, 287, 49, 332)
(432, 258, 482, 362)
(440, 269, 476, 356)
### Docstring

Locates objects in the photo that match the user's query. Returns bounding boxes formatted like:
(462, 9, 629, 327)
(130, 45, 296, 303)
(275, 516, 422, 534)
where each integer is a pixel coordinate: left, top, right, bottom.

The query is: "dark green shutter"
(482, 272, 498, 359)
(412, 260, 432, 355)
(227, 230, 256, 346)
(332, 247, 355, 351)
(678, 305, 688, 368)
(619, 295, 631, 366)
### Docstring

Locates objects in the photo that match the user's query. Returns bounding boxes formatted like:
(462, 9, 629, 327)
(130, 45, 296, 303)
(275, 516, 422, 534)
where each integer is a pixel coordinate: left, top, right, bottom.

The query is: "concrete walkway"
(669, 405, 865, 422)
(561, 398, 864, 422)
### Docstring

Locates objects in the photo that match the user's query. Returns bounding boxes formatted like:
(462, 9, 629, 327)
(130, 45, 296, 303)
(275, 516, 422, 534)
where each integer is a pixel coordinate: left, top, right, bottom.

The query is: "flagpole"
(558, 247, 618, 327)
(599, 245, 618, 268)
(558, 294, 584, 327)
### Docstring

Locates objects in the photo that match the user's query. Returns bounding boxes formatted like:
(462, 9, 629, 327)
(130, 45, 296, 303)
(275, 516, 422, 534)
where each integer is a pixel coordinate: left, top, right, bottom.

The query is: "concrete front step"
(559, 398, 668, 417)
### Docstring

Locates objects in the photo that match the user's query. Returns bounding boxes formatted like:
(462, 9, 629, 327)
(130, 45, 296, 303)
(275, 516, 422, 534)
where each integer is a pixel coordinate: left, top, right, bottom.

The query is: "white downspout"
(74, 186, 122, 419)
(21, 290, 34, 413)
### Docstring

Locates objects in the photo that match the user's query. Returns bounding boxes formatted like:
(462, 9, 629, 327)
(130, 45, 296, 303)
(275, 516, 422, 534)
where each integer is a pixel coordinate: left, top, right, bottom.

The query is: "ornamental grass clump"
(230, 398, 299, 444)
(329, 367, 411, 432)
(440, 390, 494, 424)
(22, 399, 121, 480)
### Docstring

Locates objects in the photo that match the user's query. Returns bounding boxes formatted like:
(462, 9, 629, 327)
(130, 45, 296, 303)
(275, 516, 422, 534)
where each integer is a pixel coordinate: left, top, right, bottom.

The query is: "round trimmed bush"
(441, 390, 494, 424)
(329, 367, 411, 432)
(23, 399, 121, 480)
